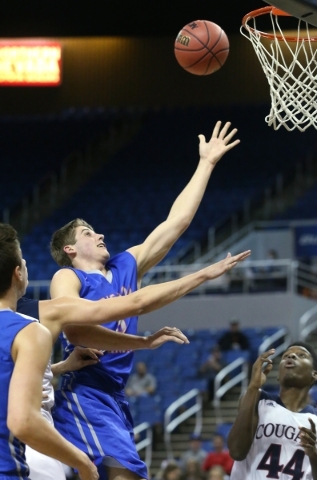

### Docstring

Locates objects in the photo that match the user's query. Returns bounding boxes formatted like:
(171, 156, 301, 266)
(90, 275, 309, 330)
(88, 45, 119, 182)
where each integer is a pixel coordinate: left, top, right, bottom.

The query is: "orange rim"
(242, 6, 317, 42)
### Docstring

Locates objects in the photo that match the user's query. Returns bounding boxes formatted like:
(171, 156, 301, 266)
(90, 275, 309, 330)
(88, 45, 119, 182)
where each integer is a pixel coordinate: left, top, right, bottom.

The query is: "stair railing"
(258, 327, 291, 358)
(134, 422, 153, 468)
(299, 305, 317, 341)
(213, 358, 249, 424)
(164, 389, 202, 459)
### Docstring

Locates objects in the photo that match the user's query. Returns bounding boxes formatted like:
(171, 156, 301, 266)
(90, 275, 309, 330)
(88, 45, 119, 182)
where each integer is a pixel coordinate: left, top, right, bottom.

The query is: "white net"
(241, 11, 317, 131)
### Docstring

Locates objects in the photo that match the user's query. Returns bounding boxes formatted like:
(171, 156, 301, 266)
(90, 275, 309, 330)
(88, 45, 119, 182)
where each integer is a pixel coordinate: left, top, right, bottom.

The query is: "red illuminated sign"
(0, 40, 62, 86)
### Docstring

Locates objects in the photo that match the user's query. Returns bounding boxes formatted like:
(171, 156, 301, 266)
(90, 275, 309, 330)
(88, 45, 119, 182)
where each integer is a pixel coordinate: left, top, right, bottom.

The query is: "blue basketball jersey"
(0, 309, 36, 479)
(60, 251, 138, 393)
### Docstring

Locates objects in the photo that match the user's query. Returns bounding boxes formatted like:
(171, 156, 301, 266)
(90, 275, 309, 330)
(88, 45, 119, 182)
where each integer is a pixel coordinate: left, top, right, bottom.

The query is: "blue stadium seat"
(215, 423, 233, 441)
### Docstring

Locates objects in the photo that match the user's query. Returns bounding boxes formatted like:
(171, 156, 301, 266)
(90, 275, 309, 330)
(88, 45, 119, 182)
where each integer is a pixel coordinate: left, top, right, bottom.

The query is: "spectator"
(199, 345, 226, 401)
(218, 319, 249, 351)
(181, 459, 205, 480)
(180, 433, 208, 469)
(162, 464, 182, 480)
(207, 466, 226, 480)
(202, 434, 233, 475)
(125, 361, 157, 397)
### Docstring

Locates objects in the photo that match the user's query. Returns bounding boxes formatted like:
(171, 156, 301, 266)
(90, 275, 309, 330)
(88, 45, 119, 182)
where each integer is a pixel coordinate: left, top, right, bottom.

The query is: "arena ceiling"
(0, 0, 265, 37)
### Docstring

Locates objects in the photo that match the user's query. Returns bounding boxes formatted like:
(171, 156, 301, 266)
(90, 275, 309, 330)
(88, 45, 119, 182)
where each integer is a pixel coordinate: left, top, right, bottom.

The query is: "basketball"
(174, 20, 230, 75)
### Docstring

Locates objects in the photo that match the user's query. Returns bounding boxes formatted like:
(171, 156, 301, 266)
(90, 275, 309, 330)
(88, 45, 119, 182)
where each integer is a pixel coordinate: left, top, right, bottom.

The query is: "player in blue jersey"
(0, 224, 98, 480)
(228, 342, 317, 480)
(16, 297, 190, 480)
(0, 222, 248, 480)
(49, 121, 249, 480)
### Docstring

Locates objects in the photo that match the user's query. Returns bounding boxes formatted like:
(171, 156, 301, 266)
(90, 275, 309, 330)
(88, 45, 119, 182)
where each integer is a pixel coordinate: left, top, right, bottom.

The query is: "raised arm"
(47, 251, 250, 347)
(127, 121, 240, 278)
(227, 349, 275, 461)
(8, 322, 98, 480)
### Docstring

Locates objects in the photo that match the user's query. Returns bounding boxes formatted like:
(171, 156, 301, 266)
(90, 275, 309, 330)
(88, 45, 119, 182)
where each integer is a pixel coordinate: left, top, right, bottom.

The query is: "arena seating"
(20, 105, 316, 281)
(0, 107, 114, 210)
(129, 326, 283, 427)
(275, 182, 317, 221)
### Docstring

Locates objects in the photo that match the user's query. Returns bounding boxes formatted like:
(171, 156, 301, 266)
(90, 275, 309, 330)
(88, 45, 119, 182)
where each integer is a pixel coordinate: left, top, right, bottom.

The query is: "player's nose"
(96, 233, 104, 241)
(287, 353, 296, 359)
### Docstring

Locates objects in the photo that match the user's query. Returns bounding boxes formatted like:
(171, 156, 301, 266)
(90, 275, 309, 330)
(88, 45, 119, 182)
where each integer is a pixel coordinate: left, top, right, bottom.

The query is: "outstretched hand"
(146, 326, 189, 349)
(199, 121, 240, 167)
(205, 250, 251, 280)
(249, 349, 275, 390)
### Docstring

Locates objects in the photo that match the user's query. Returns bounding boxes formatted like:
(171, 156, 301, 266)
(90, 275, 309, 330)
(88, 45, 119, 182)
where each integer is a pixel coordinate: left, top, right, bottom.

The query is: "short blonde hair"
(50, 218, 93, 267)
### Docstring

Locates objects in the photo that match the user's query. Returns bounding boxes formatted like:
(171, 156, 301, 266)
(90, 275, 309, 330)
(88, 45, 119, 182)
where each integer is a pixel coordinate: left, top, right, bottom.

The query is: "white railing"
(213, 357, 249, 423)
(213, 327, 289, 422)
(164, 389, 202, 459)
(26, 258, 317, 299)
(134, 422, 153, 468)
(142, 259, 315, 295)
(299, 305, 317, 341)
(258, 327, 291, 358)
(27, 280, 51, 299)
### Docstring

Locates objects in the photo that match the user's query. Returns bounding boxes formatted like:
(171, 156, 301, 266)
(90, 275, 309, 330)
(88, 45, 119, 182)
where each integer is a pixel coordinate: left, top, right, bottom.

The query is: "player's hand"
(198, 121, 240, 167)
(299, 418, 317, 458)
(204, 251, 251, 280)
(146, 327, 189, 349)
(77, 455, 99, 480)
(249, 349, 275, 390)
(64, 346, 104, 371)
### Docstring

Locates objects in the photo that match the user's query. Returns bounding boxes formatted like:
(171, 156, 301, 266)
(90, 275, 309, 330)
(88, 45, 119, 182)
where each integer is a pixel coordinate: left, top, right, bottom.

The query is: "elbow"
(7, 414, 33, 442)
(229, 449, 247, 462)
(227, 443, 247, 461)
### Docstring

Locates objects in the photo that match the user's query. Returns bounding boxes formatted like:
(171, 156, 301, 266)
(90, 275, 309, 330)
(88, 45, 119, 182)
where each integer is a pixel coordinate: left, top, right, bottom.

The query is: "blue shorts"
(53, 385, 148, 480)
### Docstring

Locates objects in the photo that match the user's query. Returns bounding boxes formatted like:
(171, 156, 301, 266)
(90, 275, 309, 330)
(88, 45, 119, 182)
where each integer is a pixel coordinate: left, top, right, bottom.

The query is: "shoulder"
(51, 267, 81, 282)
(14, 320, 51, 349)
(51, 268, 82, 295)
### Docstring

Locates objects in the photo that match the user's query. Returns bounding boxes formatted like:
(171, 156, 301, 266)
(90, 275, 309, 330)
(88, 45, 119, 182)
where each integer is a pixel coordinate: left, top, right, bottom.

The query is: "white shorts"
(25, 445, 66, 480)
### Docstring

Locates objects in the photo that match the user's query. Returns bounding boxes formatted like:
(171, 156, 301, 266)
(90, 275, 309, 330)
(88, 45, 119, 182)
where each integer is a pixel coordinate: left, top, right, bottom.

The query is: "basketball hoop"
(241, 6, 317, 131)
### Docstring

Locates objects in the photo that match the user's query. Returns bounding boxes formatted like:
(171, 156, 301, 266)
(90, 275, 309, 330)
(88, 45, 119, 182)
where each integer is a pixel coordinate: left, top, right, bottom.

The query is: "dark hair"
(0, 224, 21, 296)
(284, 341, 317, 370)
(162, 464, 180, 480)
(50, 218, 93, 267)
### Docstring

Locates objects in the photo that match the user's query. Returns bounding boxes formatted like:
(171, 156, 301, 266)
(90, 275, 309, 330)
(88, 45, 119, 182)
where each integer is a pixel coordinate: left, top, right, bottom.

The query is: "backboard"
(264, 0, 317, 26)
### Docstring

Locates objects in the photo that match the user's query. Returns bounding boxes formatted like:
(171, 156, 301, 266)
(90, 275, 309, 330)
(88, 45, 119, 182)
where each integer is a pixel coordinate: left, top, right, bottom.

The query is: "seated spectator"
(207, 466, 227, 480)
(181, 459, 205, 480)
(218, 319, 249, 351)
(199, 345, 226, 401)
(125, 361, 157, 397)
(202, 434, 233, 475)
(180, 433, 208, 470)
(162, 463, 182, 480)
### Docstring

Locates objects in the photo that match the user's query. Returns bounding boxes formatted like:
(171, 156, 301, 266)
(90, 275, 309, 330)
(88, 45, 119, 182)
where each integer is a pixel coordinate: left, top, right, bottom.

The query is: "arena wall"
(0, 35, 269, 114)
(139, 292, 316, 340)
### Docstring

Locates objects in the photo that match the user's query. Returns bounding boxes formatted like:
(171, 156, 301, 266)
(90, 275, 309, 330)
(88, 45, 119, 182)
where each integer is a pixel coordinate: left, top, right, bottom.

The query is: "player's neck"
(0, 289, 18, 312)
(279, 386, 310, 412)
(72, 258, 107, 274)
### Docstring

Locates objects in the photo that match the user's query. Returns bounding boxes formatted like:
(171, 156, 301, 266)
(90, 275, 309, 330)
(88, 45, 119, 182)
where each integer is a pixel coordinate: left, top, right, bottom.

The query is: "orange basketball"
(174, 20, 230, 75)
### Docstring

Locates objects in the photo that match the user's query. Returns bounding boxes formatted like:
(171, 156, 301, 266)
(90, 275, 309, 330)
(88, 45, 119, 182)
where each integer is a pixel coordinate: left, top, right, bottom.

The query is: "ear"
(64, 245, 76, 255)
(13, 265, 23, 283)
(312, 370, 317, 384)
